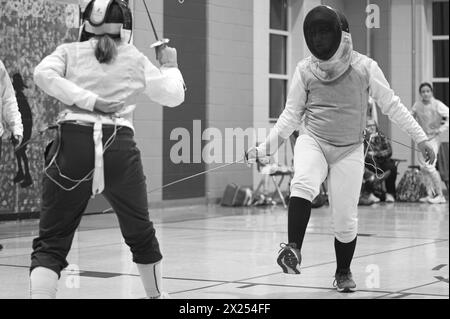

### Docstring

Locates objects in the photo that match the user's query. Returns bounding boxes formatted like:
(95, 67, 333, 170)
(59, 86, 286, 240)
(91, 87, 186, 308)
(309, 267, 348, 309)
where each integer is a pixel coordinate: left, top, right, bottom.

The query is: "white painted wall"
(132, 0, 164, 203)
(206, 0, 254, 200)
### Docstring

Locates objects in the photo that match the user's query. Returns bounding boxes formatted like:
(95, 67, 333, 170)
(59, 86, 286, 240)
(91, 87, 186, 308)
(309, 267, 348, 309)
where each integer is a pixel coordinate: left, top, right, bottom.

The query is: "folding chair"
(253, 136, 295, 208)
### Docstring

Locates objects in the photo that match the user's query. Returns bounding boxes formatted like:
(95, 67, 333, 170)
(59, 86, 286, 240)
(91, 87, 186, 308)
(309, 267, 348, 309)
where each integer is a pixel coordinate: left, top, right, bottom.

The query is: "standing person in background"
(412, 82, 449, 204)
(0, 60, 23, 252)
(12, 73, 33, 188)
(29, 0, 185, 299)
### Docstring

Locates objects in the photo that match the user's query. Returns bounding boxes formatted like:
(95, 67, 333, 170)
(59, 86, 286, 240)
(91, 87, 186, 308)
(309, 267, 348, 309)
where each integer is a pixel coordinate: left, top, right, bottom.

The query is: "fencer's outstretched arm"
(141, 49, 185, 108)
(368, 59, 435, 163)
(33, 45, 98, 112)
(368, 60, 428, 144)
(0, 61, 23, 138)
(257, 64, 307, 155)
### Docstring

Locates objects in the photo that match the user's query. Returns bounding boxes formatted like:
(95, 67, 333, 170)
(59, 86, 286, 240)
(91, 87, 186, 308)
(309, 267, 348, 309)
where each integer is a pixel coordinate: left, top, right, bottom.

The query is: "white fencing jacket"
(261, 34, 427, 164)
(34, 39, 185, 196)
(0, 60, 23, 138)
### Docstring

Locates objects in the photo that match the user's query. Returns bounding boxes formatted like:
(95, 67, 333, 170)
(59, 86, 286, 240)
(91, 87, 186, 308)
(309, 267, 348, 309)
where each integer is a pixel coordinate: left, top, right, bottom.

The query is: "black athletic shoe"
(277, 243, 301, 274)
(333, 270, 356, 293)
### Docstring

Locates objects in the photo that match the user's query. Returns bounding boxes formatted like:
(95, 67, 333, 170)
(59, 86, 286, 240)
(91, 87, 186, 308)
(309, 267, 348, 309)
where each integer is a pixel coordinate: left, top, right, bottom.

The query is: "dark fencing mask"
(303, 5, 349, 61)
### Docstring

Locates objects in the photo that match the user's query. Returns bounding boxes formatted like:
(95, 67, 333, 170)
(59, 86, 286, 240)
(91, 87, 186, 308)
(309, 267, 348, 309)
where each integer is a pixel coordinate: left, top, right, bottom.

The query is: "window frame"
(431, 0, 449, 104)
(268, 0, 291, 122)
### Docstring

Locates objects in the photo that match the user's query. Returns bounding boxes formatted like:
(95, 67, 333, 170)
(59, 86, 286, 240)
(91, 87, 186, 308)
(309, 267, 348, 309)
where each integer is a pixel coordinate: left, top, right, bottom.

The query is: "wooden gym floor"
(0, 201, 448, 299)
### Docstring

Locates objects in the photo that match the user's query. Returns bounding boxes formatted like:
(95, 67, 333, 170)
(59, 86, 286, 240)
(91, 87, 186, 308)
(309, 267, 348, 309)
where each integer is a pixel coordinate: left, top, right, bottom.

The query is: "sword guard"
(150, 38, 170, 48)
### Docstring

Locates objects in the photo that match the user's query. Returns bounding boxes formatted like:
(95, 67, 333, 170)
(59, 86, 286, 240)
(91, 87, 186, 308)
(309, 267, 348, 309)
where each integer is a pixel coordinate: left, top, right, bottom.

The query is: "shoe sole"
(277, 255, 301, 274)
(336, 286, 356, 293)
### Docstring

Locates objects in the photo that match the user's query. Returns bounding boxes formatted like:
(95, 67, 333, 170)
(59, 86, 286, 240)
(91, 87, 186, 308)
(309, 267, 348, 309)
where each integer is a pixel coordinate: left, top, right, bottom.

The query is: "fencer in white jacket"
(246, 5, 435, 293)
(0, 60, 23, 152)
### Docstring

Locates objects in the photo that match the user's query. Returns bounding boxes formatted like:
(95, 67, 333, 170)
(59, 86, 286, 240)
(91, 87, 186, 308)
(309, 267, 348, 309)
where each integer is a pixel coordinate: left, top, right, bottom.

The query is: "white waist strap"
(92, 121, 105, 197)
(58, 113, 108, 197)
(58, 112, 118, 126)
(56, 110, 138, 197)
(57, 106, 136, 130)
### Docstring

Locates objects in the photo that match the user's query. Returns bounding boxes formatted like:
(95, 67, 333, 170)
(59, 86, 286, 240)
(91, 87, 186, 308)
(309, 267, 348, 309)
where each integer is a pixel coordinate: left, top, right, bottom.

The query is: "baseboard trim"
(0, 197, 222, 221)
(0, 211, 40, 222)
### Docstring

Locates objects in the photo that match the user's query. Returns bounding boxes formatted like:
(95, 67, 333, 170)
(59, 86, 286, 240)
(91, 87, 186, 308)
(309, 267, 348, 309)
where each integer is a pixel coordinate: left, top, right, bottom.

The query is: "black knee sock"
(288, 197, 312, 250)
(335, 237, 357, 273)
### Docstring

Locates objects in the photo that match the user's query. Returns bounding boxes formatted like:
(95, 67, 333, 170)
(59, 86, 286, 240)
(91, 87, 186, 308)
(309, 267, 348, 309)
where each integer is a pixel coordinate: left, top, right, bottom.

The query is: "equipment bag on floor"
(396, 166, 428, 202)
(221, 183, 253, 207)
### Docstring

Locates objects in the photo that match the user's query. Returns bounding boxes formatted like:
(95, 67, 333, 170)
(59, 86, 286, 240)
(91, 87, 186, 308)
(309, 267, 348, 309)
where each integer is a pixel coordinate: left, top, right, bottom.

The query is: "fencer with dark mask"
(246, 5, 435, 292)
(29, 0, 185, 299)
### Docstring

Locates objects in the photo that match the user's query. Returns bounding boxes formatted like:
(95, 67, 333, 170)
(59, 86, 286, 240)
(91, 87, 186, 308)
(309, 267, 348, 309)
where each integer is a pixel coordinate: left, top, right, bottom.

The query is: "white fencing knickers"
(290, 135, 365, 243)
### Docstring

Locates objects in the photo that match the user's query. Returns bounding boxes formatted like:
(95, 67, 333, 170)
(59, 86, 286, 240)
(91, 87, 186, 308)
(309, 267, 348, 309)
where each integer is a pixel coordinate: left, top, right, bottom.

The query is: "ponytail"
(95, 35, 118, 64)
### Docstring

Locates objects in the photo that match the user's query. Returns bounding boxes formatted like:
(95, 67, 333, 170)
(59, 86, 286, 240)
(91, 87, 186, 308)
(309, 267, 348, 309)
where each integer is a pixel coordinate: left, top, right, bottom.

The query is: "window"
(432, 1, 449, 106)
(269, 0, 289, 120)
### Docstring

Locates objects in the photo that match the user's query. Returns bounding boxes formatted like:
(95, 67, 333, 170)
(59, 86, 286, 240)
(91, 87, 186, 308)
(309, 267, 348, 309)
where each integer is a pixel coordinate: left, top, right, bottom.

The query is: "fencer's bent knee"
(334, 216, 358, 243)
(290, 181, 320, 202)
(334, 229, 358, 243)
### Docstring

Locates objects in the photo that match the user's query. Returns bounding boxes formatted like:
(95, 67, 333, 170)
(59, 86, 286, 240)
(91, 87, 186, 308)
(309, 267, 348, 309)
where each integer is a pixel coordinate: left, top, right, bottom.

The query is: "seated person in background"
(359, 169, 377, 206)
(364, 119, 397, 203)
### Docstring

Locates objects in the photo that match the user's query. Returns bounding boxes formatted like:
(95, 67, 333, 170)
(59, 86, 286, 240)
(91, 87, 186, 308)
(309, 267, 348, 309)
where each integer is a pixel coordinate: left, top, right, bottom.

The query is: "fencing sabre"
(147, 158, 246, 194)
(142, 0, 170, 49)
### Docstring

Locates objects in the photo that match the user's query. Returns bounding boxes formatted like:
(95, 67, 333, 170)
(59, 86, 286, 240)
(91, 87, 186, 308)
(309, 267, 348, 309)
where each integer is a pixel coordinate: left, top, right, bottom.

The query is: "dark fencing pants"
(31, 123, 162, 276)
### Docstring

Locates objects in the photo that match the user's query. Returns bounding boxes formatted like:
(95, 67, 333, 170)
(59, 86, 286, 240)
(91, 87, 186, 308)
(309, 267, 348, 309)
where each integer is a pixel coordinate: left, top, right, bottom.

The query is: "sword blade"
(142, 0, 160, 41)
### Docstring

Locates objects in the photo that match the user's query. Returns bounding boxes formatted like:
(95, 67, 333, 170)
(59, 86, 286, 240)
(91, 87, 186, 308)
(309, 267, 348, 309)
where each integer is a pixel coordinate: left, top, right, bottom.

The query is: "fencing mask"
(303, 5, 349, 61)
(79, 0, 132, 43)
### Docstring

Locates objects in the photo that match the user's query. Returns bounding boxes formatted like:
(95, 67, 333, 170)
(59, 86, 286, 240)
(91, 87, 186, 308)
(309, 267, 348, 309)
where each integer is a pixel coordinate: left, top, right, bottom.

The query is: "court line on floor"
(2, 231, 445, 262)
(162, 225, 450, 241)
(0, 226, 447, 277)
(1, 225, 448, 244)
(373, 279, 445, 299)
(398, 279, 447, 293)
(0, 214, 246, 241)
(0, 263, 446, 299)
(0, 240, 127, 260)
(165, 277, 433, 297)
(229, 282, 447, 298)
(0, 221, 448, 279)
(2, 238, 446, 276)
(1, 233, 446, 270)
(2, 207, 448, 241)
(0, 212, 260, 240)
(168, 239, 449, 296)
(165, 273, 448, 298)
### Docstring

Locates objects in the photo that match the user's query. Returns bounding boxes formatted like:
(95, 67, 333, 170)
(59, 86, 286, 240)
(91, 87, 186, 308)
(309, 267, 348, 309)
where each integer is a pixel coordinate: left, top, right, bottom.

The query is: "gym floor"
(0, 202, 448, 299)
